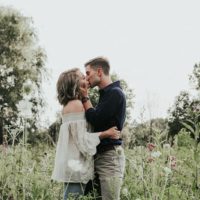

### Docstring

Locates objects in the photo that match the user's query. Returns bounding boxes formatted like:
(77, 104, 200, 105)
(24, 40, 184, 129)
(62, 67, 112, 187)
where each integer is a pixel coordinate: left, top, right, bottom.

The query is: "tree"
(111, 73, 134, 124)
(0, 7, 47, 144)
(190, 63, 200, 91)
(168, 91, 200, 140)
(129, 118, 168, 148)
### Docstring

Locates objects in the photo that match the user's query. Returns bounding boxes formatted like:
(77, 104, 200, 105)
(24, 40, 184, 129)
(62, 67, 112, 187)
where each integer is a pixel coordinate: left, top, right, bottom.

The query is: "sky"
(1, 0, 200, 126)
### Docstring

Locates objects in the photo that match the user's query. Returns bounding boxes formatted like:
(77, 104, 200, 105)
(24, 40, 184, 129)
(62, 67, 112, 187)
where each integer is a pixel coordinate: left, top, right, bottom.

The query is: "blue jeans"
(64, 183, 86, 200)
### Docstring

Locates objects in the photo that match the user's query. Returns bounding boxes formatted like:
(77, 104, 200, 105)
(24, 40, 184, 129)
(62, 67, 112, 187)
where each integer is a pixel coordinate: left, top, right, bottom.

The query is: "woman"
(51, 68, 120, 200)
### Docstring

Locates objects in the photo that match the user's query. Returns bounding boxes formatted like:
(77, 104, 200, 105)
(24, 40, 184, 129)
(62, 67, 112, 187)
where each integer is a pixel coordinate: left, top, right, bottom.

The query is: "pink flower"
(147, 156, 155, 163)
(168, 156, 177, 169)
(147, 143, 156, 151)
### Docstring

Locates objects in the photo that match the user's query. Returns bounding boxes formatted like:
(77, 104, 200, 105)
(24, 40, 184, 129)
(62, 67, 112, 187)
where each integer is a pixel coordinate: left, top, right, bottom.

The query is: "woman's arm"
(69, 123, 120, 156)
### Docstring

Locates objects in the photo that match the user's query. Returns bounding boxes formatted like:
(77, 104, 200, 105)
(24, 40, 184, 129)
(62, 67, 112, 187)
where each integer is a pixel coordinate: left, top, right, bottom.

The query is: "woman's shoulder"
(62, 100, 84, 114)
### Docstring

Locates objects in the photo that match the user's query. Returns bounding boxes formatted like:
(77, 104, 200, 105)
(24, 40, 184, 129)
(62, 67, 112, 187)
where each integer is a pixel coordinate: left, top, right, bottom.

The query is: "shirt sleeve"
(68, 120, 100, 156)
(85, 88, 125, 128)
(51, 123, 70, 181)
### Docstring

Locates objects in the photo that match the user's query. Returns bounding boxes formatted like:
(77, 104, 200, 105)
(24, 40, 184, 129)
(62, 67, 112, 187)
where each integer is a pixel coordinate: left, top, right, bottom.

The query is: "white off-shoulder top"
(51, 112, 100, 183)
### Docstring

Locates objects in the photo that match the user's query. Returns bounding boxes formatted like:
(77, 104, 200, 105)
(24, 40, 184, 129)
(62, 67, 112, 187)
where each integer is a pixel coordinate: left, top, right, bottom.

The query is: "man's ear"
(97, 67, 103, 77)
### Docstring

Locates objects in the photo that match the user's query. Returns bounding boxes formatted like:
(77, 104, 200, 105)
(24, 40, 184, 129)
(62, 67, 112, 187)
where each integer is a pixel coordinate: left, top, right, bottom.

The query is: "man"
(81, 57, 126, 200)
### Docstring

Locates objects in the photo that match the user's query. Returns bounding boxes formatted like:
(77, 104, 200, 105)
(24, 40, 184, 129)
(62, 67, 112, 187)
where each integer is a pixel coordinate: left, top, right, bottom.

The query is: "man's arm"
(82, 96, 93, 110)
(83, 89, 125, 128)
(80, 85, 93, 110)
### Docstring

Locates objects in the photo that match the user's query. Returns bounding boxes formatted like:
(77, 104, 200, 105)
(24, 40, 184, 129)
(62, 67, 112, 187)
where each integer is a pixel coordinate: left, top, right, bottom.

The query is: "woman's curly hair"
(57, 68, 81, 106)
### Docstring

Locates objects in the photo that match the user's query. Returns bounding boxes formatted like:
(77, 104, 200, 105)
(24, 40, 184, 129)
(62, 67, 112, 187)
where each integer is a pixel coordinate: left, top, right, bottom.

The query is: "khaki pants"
(94, 146, 125, 200)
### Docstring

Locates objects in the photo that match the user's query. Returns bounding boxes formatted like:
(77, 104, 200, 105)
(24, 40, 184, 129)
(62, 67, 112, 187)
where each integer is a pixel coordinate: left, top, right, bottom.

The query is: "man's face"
(85, 65, 101, 88)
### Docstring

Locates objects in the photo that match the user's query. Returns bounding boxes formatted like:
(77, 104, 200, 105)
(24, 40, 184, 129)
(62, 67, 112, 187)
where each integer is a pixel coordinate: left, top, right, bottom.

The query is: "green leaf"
(181, 122, 195, 134)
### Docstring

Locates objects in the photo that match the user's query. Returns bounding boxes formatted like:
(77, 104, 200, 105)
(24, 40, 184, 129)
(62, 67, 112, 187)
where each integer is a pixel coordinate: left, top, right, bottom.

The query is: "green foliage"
(87, 87, 99, 108)
(111, 73, 134, 123)
(168, 91, 200, 139)
(129, 118, 168, 148)
(176, 129, 195, 147)
(180, 113, 200, 190)
(0, 125, 200, 199)
(121, 136, 200, 200)
(190, 63, 200, 91)
(0, 6, 47, 143)
(48, 117, 62, 145)
(0, 144, 62, 199)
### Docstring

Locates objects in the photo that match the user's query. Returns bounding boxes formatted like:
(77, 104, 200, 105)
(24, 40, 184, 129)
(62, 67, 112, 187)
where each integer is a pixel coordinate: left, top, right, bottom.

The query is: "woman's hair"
(57, 68, 81, 106)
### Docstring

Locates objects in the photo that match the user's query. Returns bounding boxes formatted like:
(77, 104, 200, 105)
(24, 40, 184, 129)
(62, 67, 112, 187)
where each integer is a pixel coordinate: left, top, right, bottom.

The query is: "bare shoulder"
(69, 100, 83, 109)
(63, 100, 84, 114)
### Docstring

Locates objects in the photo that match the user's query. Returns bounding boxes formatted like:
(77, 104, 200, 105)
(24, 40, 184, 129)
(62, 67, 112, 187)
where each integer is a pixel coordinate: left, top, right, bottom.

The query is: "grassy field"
(0, 132, 200, 200)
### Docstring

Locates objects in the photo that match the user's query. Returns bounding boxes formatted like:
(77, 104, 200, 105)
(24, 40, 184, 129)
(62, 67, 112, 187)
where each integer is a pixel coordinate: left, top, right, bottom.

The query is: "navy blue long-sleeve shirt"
(85, 81, 126, 150)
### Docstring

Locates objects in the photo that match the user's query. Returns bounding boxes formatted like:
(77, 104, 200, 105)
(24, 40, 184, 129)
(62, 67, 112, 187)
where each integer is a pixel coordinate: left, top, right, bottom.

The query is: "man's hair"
(56, 68, 81, 106)
(84, 57, 110, 75)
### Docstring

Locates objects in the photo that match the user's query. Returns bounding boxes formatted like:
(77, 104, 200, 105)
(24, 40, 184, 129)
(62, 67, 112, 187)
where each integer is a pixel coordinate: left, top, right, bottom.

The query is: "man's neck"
(98, 77, 112, 89)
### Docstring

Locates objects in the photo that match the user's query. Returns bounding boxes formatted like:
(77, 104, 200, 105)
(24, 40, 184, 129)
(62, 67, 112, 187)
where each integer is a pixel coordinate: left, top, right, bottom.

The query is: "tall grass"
(0, 143, 62, 200)
(0, 130, 200, 199)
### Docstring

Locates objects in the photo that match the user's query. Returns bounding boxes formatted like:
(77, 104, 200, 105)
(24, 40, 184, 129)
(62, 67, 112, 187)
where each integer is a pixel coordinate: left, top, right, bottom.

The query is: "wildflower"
(147, 143, 156, 151)
(68, 160, 82, 172)
(163, 167, 172, 175)
(147, 156, 155, 163)
(121, 187, 128, 196)
(159, 172, 165, 177)
(169, 156, 176, 161)
(23, 79, 32, 88)
(197, 106, 200, 112)
(0, 65, 7, 76)
(7, 75, 15, 86)
(151, 151, 162, 158)
(17, 98, 32, 118)
(169, 156, 176, 169)
(3, 107, 13, 117)
(163, 143, 170, 149)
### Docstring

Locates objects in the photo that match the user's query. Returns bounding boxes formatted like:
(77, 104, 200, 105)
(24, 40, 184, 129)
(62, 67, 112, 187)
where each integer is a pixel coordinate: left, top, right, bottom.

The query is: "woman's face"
(76, 70, 89, 89)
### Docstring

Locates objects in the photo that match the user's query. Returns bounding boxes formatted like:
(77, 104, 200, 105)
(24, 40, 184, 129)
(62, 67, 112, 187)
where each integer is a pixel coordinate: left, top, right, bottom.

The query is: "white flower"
(17, 98, 32, 118)
(7, 75, 15, 86)
(0, 65, 13, 76)
(23, 79, 32, 89)
(68, 160, 82, 172)
(163, 143, 170, 149)
(0, 65, 7, 76)
(6, 67, 13, 74)
(151, 151, 162, 158)
(3, 107, 13, 117)
(163, 167, 172, 175)
(121, 187, 128, 196)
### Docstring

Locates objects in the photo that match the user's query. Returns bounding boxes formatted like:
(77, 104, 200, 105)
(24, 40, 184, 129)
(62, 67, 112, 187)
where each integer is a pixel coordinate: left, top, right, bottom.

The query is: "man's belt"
(97, 144, 120, 154)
